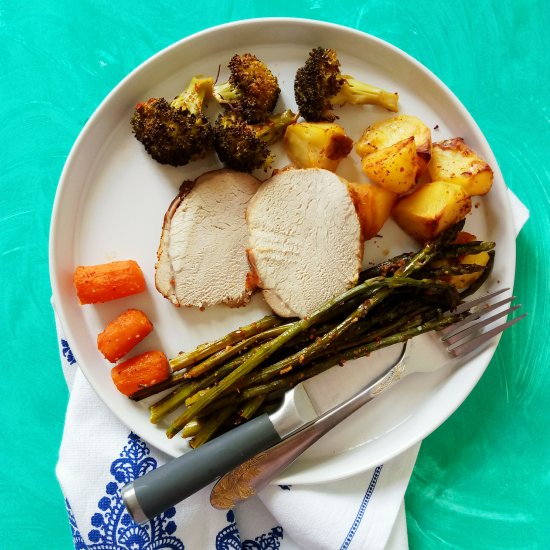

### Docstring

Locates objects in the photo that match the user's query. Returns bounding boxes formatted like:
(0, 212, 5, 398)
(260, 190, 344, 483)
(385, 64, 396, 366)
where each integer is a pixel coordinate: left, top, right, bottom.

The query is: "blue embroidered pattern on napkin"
(216, 511, 283, 549)
(65, 432, 183, 549)
(63, 423, 284, 549)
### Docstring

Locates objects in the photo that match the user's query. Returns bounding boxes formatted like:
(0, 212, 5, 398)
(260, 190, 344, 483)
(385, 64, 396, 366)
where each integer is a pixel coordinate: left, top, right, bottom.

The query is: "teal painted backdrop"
(1, 1, 548, 548)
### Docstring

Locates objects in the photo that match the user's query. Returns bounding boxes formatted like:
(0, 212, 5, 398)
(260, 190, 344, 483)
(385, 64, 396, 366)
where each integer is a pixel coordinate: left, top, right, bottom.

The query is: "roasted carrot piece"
(97, 309, 154, 363)
(111, 350, 170, 397)
(73, 260, 146, 304)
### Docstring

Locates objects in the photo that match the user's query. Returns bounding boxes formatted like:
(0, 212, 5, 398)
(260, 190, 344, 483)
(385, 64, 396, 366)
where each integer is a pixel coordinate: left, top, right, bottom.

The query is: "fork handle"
(210, 353, 406, 509)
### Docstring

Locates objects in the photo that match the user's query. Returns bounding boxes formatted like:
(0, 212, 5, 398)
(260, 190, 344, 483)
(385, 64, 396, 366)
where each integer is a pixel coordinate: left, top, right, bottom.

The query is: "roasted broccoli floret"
(294, 47, 399, 122)
(214, 109, 297, 172)
(131, 76, 214, 166)
(213, 53, 281, 123)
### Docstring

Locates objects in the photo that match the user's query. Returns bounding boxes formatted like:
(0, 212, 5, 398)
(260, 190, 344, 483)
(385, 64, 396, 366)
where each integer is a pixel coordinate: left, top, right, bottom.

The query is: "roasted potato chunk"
(450, 250, 490, 289)
(428, 138, 493, 196)
(432, 232, 491, 289)
(283, 122, 353, 171)
(360, 136, 418, 194)
(347, 181, 397, 240)
(355, 114, 432, 172)
(392, 180, 472, 242)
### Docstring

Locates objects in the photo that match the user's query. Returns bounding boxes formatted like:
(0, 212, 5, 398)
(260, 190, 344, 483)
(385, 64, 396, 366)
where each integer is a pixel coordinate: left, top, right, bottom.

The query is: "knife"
(121, 344, 405, 524)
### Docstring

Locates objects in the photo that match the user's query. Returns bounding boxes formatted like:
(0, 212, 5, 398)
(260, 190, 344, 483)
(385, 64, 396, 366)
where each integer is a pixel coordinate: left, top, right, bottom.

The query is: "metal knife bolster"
(268, 384, 319, 438)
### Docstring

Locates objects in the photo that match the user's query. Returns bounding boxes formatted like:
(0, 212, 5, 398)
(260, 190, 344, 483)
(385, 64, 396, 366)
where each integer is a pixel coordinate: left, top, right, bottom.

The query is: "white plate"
(49, 18, 516, 485)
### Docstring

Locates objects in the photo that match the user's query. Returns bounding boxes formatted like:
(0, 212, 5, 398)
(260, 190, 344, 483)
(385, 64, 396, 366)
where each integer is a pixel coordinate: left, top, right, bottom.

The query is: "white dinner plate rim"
(49, 17, 516, 485)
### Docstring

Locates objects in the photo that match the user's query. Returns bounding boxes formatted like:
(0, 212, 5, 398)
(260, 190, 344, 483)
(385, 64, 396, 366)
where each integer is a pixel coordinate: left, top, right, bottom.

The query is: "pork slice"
(247, 168, 363, 318)
(155, 169, 261, 308)
(155, 181, 194, 305)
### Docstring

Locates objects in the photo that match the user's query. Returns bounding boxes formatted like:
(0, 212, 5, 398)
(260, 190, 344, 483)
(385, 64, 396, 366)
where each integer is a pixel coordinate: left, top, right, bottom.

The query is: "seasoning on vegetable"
(111, 350, 170, 397)
(73, 260, 146, 304)
(97, 309, 153, 363)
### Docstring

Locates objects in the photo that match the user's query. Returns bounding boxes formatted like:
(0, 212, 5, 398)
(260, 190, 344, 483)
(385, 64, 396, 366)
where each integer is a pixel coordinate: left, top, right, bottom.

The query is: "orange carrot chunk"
(97, 309, 154, 363)
(111, 350, 170, 397)
(73, 260, 146, 304)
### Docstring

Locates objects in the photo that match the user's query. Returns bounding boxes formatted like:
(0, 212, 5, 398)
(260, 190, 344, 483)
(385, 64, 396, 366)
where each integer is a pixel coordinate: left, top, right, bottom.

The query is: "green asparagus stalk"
(181, 418, 203, 439)
(439, 241, 495, 258)
(329, 313, 460, 363)
(175, 297, 466, 446)
(183, 323, 292, 378)
(188, 311, 463, 443)
(169, 315, 283, 371)
(395, 219, 465, 278)
(356, 240, 493, 283)
(130, 368, 190, 401)
(189, 405, 238, 448)
(149, 347, 260, 423)
(359, 252, 415, 282)
(186, 305, 435, 411)
(245, 301, 435, 387)
(237, 395, 267, 422)
(151, 324, 327, 423)
(418, 264, 485, 278)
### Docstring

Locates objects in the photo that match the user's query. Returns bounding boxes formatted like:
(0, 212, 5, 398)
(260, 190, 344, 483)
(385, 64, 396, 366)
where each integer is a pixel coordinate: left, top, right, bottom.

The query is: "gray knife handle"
(121, 413, 281, 524)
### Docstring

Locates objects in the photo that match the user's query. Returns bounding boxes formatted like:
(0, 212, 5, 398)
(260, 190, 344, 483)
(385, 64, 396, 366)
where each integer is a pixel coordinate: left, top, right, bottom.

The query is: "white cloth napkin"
(56, 327, 418, 550)
(55, 188, 528, 550)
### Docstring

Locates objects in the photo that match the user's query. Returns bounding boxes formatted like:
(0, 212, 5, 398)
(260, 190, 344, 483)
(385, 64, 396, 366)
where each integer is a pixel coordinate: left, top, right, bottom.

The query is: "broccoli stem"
(332, 76, 399, 112)
(213, 80, 240, 103)
(171, 76, 214, 115)
(253, 109, 298, 145)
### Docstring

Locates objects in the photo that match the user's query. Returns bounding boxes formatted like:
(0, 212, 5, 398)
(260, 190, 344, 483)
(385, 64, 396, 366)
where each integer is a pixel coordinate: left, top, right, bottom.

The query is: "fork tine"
(444, 305, 522, 346)
(440, 296, 517, 337)
(448, 313, 527, 357)
(441, 304, 521, 345)
(452, 288, 509, 314)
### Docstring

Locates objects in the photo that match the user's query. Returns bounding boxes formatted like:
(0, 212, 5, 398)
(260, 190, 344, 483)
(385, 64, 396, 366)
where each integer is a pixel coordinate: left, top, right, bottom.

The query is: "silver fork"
(210, 288, 526, 509)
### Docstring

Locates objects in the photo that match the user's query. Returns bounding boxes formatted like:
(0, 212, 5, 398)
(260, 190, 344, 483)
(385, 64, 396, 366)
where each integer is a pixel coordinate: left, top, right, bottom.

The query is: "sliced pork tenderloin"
(247, 168, 363, 318)
(155, 169, 261, 308)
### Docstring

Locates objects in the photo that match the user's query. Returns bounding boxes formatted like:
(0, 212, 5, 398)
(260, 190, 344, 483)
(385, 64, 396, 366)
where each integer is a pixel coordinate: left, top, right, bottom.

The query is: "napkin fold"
(55, 188, 528, 550)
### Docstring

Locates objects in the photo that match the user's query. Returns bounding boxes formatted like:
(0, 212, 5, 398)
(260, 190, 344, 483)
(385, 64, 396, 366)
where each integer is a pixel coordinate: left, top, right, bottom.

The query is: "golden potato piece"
(452, 250, 491, 289)
(428, 138, 493, 196)
(283, 122, 353, 171)
(432, 232, 491, 289)
(360, 136, 418, 194)
(392, 180, 472, 242)
(347, 181, 397, 240)
(355, 114, 432, 171)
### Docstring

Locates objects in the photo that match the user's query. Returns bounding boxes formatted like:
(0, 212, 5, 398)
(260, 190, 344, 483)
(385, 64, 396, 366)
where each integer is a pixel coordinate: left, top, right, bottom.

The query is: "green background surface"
(1, 1, 548, 548)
